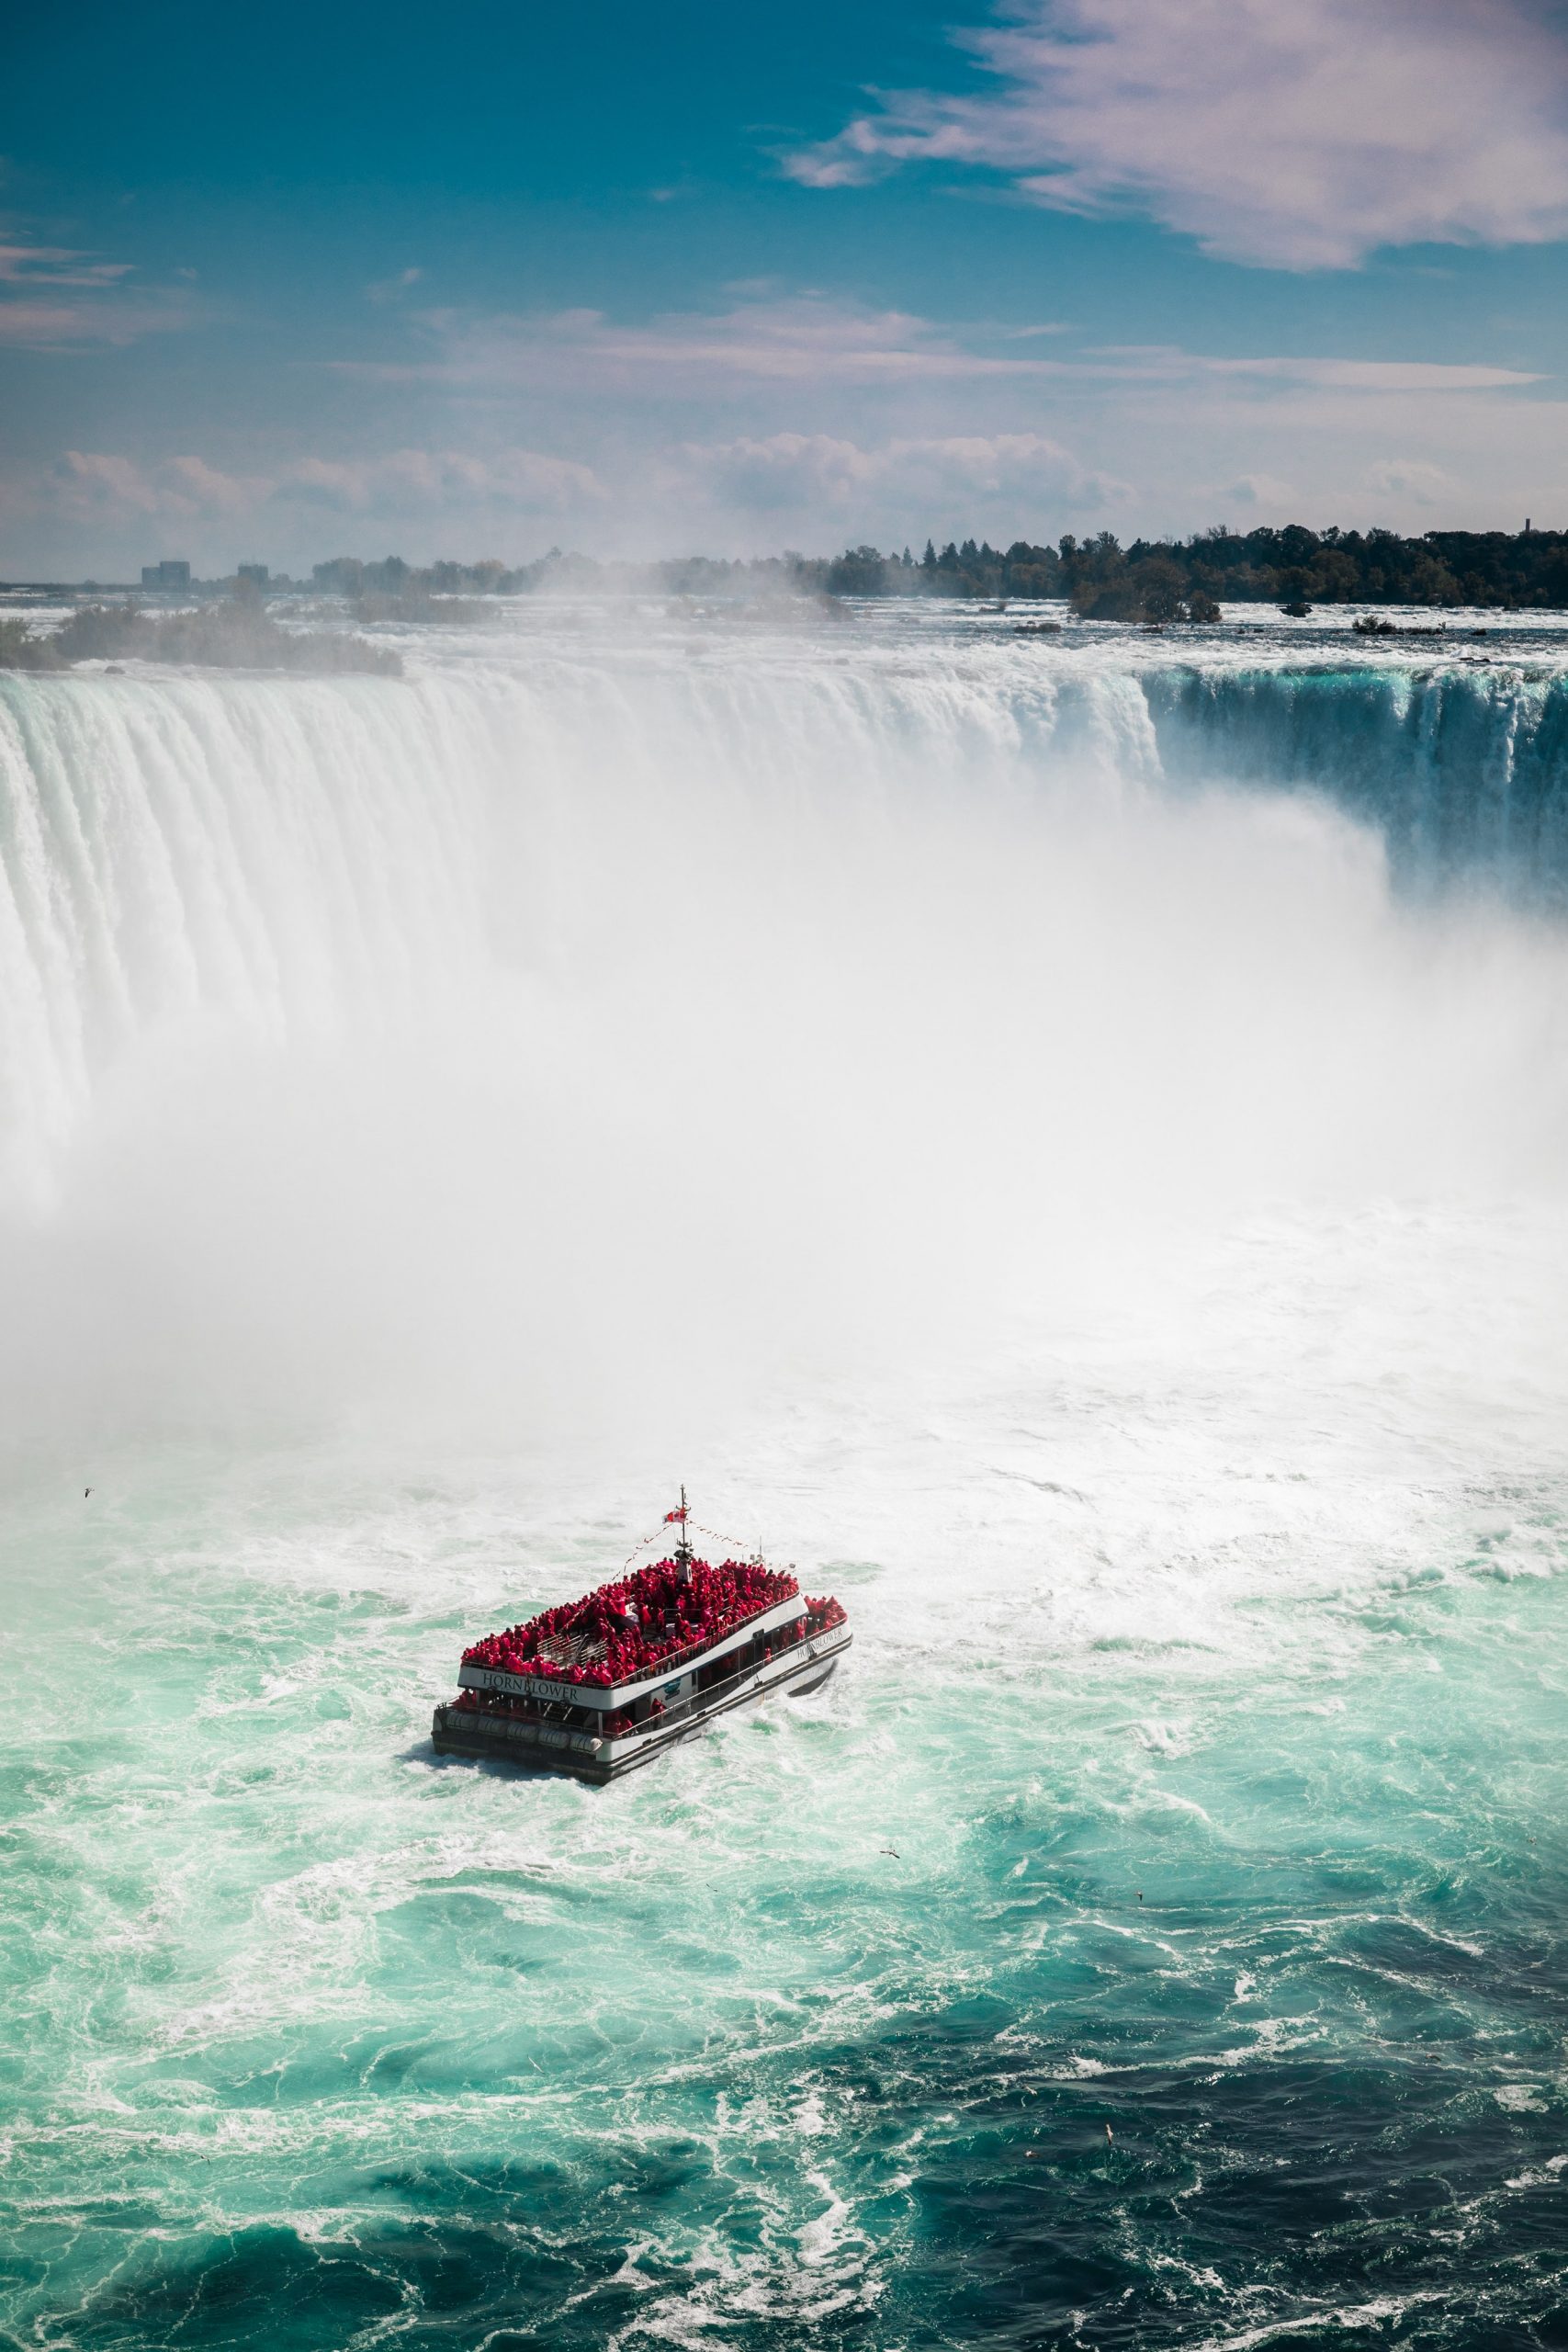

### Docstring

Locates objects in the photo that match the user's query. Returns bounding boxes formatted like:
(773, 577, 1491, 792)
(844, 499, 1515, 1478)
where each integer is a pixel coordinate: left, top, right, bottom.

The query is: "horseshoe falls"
(5, 606, 1568, 2352)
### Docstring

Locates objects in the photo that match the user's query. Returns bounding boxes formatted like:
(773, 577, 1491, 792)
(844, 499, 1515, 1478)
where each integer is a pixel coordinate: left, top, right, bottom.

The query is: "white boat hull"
(432, 1622, 851, 1782)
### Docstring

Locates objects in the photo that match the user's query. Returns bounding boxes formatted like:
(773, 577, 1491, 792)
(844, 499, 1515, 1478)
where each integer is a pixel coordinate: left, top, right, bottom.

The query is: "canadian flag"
(664, 1506, 688, 1524)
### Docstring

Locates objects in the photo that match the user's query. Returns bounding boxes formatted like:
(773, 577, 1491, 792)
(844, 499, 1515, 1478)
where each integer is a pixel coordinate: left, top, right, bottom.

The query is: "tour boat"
(431, 1493, 851, 1783)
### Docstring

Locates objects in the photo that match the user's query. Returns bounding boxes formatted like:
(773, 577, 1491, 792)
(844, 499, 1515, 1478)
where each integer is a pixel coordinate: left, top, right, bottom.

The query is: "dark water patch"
(59, 2222, 415, 2351)
(887, 2028, 1568, 2347)
(10, 1905, 1568, 2352)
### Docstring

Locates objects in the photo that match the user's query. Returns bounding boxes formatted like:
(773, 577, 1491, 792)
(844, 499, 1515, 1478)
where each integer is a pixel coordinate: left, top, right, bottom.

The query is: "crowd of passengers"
(461, 1556, 807, 1688)
(451, 1596, 848, 1733)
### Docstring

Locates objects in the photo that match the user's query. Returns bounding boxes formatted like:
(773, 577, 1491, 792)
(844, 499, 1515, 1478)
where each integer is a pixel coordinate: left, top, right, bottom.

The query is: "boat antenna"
(674, 1483, 693, 1583)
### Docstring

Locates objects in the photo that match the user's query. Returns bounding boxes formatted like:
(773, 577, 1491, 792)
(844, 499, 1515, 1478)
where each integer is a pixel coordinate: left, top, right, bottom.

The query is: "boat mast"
(674, 1482, 693, 1582)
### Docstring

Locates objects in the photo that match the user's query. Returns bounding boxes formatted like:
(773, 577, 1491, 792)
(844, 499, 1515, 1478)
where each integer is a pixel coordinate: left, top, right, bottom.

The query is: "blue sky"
(4, 0, 1568, 574)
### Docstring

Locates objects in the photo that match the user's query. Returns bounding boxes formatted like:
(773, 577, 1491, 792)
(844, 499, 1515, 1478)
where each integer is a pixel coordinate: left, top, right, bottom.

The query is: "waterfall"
(0, 639, 1166, 1208)
(1146, 662, 1568, 891)
(3, 623, 1567, 1439)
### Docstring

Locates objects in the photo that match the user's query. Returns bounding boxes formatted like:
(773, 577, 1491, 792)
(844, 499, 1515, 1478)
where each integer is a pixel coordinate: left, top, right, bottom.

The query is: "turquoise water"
(1146, 663, 1568, 899)
(6, 1414, 1568, 2351)
(5, 611, 1568, 2346)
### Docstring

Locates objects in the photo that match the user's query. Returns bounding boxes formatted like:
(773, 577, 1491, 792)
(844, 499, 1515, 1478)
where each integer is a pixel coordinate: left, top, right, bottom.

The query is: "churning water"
(5, 604, 1568, 2350)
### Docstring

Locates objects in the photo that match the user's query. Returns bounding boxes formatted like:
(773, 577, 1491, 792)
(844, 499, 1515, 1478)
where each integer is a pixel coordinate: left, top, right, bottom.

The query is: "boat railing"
(586, 1595, 789, 1686)
(469, 1592, 807, 1702)
(601, 1620, 846, 1739)
(454, 1614, 845, 1741)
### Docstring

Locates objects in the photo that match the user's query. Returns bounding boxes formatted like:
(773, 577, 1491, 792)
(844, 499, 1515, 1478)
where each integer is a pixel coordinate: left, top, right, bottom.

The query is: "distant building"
(237, 563, 269, 586)
(141, 559, 191, 589)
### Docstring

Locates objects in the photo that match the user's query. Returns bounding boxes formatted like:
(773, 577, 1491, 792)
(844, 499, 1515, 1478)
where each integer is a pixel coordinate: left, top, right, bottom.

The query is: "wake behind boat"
(432, 1494, 851, 1782)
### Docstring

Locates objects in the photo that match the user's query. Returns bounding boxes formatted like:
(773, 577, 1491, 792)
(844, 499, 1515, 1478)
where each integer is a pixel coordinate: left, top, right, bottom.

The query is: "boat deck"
(433, 1616, 850, 1782)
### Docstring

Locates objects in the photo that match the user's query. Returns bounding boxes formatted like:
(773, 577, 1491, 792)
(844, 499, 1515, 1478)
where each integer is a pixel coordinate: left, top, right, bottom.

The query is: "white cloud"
(784, 0, 1568, 268)
(1218, 472, 1297, 507)
(887, 429, 1122, 505)
(44, 447, 605, 527)
(50, 451, 258, 520)
(51, 452, 163, 516)
(679, 433, 878, 510)
(159, 457, 261, 516)
(278, 447, 604, 512)
(32, 425, 1128, 560)
(20, 338, 1562, 568)
(1360, 458, 1453, 503)
(674, 428, 1126, 516)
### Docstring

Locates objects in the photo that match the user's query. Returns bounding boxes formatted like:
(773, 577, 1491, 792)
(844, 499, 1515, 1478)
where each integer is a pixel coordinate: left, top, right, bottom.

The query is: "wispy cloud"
(366, 266, 423, 304)
(0, 232, 192, 347)
(784, 0, 1568, 269)
(0, 244, 135, 289)
(1088, 348, 1541, 392)
(341, 292, 1544, 405)
(42, 445, 605, 526)
(388, 291, 1074, 390)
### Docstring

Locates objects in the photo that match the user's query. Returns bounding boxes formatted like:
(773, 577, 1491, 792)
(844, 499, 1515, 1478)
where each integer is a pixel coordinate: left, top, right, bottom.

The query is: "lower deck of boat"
(432, 1622, 851, 1782)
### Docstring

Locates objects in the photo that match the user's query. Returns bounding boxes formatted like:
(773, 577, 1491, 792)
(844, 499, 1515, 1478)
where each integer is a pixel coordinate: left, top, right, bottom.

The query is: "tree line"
(7, 526, 1562, 650)
(815, 526, 1568, 616)
(309, 526, 1568, 619)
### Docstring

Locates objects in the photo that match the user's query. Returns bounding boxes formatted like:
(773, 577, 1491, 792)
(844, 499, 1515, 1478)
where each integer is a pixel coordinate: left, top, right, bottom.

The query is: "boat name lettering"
(466, 1667, 578, 1701)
